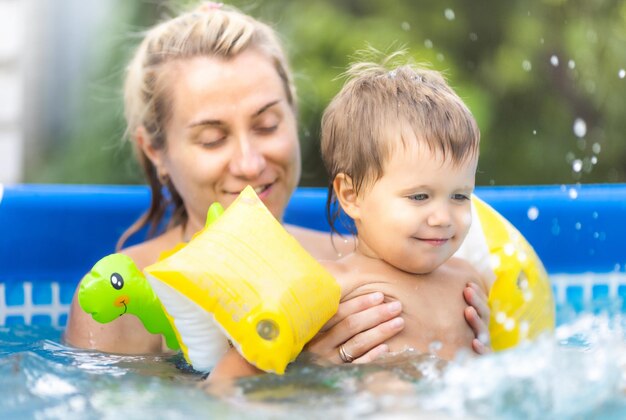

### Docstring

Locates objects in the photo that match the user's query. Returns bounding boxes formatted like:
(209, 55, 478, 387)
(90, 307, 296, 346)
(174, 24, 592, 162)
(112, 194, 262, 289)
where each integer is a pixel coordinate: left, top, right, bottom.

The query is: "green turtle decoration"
(78, 202, 226, 351)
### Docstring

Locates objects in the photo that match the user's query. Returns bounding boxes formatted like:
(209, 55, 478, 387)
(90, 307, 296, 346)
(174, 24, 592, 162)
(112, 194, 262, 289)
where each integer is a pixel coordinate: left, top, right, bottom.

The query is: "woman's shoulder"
(284, 224, 355, 261)
(121, 226, 184, 270)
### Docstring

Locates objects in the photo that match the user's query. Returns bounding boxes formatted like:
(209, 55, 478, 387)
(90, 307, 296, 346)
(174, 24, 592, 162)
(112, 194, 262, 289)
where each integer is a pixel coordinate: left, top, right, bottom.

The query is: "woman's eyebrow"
(254, 99, 281, 116)
(188, 118, 222, 128)
(187, 100, 282, 128)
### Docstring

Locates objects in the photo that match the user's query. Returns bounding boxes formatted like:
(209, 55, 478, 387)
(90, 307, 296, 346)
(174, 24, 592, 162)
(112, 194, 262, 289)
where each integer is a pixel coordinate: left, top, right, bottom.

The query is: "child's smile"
(352, 140, 477, 275)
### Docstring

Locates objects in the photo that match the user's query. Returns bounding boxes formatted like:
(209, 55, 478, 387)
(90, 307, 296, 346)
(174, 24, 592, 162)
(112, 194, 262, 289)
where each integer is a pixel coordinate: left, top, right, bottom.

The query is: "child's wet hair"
(321, 52, 480, 234)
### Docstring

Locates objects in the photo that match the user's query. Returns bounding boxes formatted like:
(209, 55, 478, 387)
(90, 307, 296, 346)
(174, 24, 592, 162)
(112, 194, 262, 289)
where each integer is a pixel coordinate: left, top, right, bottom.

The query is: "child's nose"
(229, 136, 266, 178)
(427, 203, 452, 227)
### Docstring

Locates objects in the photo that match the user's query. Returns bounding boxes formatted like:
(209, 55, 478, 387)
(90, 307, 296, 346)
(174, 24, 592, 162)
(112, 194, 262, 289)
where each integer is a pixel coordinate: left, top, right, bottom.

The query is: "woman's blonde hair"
(321, 54, 480, 234)
(118, 2, 296, 250)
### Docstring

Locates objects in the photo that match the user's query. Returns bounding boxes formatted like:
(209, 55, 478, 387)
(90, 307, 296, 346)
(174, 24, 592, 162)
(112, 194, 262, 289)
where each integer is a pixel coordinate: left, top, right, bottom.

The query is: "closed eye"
(200, 137, 226, 149)
(255, 124, 278, 135)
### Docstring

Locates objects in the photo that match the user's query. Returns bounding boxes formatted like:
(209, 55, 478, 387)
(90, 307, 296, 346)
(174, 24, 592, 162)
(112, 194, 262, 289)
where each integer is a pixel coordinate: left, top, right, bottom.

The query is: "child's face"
(352, 140, 477, 274)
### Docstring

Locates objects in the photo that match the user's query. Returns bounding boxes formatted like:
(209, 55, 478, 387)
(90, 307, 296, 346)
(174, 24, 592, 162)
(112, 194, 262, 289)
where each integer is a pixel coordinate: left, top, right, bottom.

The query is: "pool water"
(2, 301, 626, 419)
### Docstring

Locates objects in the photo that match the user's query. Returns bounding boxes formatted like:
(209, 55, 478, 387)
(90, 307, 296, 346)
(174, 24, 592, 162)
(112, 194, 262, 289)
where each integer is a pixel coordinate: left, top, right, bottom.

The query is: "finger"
(322, 292, 385, 331)
(327, 301, 403, 350)
(472, 338, 492, 355)
(463, 282, 490, 321)
(465, 306, 491, 351)
(339, 316, 404, 362)
(464, 306, 487, 337)
(352, 344, 389, 364)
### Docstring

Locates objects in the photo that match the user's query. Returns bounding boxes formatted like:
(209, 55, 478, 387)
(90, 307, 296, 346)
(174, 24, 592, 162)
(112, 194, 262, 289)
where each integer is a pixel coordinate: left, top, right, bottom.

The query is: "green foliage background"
(27, 0, 626, 187)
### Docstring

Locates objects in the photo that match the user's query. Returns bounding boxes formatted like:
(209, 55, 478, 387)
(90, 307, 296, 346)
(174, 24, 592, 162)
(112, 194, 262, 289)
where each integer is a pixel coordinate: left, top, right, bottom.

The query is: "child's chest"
(340, 272, 475, 359)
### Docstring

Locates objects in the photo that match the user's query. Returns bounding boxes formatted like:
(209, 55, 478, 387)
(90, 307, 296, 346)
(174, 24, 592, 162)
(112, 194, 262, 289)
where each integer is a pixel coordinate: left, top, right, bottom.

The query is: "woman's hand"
(463, 282, 492, 354)
(304, 292, 405, 364)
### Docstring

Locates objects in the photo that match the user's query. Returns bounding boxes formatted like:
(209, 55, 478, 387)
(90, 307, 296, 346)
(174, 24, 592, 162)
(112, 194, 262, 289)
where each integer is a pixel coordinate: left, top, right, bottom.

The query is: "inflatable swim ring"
(471, 196, 555, 351)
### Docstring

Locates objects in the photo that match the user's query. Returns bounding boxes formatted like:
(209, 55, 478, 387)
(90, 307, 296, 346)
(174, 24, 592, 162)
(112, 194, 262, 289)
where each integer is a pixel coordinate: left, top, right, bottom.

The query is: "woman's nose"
(229, 137, 266, 178)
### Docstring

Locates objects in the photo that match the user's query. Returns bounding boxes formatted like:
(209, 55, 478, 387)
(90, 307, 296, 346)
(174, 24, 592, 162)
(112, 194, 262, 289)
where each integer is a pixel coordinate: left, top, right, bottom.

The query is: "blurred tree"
(27, 0, 626, 187)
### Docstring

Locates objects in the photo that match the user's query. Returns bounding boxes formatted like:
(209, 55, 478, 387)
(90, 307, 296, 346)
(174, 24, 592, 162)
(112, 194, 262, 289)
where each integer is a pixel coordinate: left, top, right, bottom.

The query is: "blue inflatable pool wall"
(1, 183, 625, 327)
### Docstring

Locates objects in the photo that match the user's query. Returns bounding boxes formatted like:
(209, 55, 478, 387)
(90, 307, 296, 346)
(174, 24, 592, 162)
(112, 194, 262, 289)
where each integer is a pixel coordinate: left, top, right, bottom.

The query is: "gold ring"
(338, 343, 354, 363)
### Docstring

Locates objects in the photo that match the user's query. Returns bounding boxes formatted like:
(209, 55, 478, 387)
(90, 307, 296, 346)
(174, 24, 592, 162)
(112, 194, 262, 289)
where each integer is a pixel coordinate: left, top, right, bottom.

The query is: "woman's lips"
(225, 182, 274, 197)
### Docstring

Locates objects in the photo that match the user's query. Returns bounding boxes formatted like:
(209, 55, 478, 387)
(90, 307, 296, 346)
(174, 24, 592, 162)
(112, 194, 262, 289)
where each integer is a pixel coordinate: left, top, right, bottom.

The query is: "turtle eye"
(110, 273, 124, 290)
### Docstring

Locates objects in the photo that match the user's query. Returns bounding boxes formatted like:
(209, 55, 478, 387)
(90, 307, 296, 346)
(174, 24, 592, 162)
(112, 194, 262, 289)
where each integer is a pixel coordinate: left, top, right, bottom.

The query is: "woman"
(64, 2, 490, 364)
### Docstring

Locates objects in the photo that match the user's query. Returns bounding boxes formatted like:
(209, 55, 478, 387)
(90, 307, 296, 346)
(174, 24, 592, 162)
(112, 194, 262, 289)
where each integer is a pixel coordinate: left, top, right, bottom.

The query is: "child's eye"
(409, 193, 429, 201)
(452, 193, 471, 201)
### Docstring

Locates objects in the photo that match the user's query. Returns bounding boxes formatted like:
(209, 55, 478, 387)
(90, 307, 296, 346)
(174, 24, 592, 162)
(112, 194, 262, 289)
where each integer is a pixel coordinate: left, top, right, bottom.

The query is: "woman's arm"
(208, 348, 262, 382)
(63, 231, 181, 354)
(64, 290, 164, 353)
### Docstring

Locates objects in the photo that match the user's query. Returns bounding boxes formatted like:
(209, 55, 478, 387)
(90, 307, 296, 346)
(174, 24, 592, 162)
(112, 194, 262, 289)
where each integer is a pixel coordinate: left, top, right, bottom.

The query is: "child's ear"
(333, 173, 361, 221)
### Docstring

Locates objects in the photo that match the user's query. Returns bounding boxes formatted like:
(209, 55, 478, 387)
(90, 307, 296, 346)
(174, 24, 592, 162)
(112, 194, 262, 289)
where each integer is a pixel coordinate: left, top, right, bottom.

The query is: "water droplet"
(429, 340, 443, 353)
(424, 39, 433, 49)
(490, 254, 501, 270)
(539, 37, 545, 44)
(572, 159, 583, 172)
(591, 156, 598, 165)
(503, 243, 516, 256)
(592, 211, 599, 219)
(619, 69, 626, 79)
(593, 231, 600, 239)
(575, 222, 582, 230)
(401, 21, 410, 31)
(496, 312, 506, 324)
(469, 32, 478, 41)
(437, 53, 445, 62)
(444, 8, 455, 20)
(568, 60, 576, 69)
(591, 143, 601, 154)
(532, 129, 537, 135)
(504, 318, 516, 331)
(527, 206, 539, 221)
(522, 60, 532, 72)
(568, 188, 578, 199)
(573, 118, 587, 138)
(550, 55, 559, 66)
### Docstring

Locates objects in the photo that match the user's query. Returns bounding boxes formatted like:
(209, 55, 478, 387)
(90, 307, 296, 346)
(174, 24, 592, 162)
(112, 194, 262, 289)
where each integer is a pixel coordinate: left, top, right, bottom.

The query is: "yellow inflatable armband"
(473, 196, 556, 351)
(145, 186, 341, 374)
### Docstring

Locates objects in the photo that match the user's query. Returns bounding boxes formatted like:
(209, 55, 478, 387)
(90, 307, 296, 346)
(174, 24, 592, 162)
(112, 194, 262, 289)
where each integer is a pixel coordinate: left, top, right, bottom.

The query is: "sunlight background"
(2, 0, 625, 186)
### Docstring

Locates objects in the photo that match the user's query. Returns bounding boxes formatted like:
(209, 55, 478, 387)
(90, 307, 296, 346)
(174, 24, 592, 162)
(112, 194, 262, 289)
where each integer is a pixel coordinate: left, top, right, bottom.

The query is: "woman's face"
(151, 50, 301, 233)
